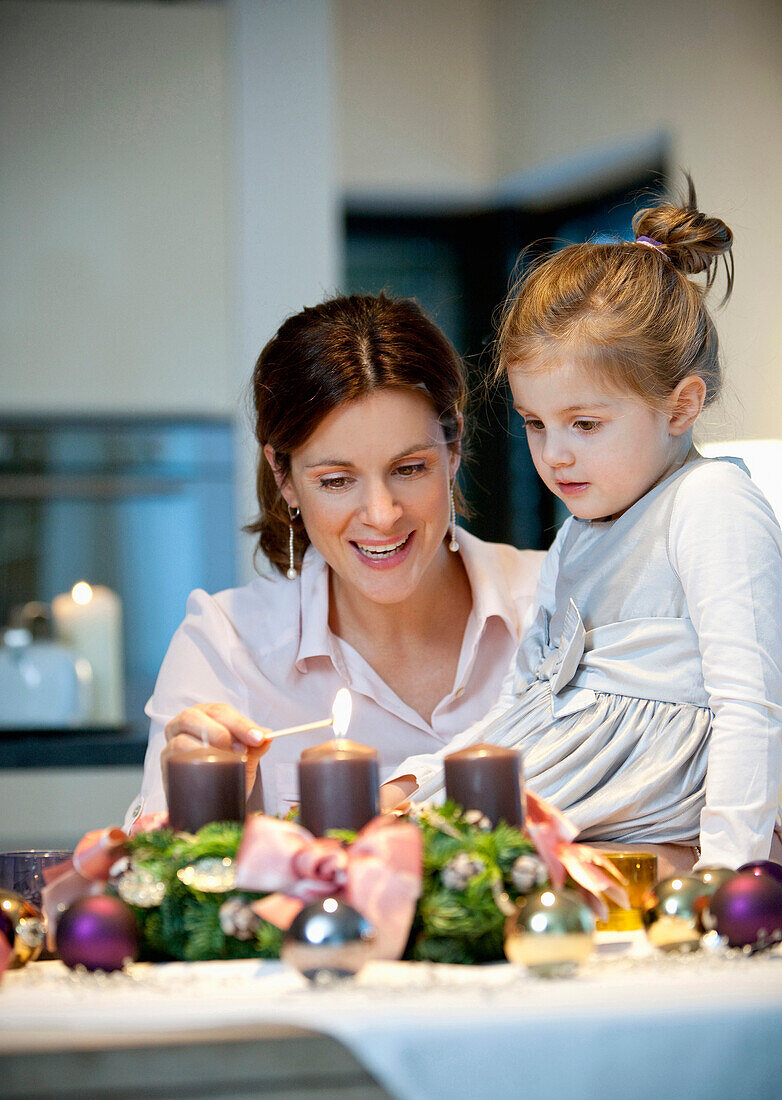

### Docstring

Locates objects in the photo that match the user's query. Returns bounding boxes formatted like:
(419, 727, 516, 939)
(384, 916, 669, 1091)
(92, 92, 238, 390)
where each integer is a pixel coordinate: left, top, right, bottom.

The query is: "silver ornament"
(441, 852, 486, 891)
(219, 897, 262, 941)
(462, 810, 492, 831)
(510, 854, 549, 894)
(117, 867, 167, 908)
(642, 874, 706, 952)
(281, 897, 375, 983)
(505, 887, 595, 978)
(177, 857, 236, 893)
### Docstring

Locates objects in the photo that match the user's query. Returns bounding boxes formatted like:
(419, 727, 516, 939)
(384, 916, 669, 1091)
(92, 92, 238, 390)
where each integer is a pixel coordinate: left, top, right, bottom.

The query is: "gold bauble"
(0, 888, 45, 969)
(642, 874, 706, 952)
(504, 887, 595, 977)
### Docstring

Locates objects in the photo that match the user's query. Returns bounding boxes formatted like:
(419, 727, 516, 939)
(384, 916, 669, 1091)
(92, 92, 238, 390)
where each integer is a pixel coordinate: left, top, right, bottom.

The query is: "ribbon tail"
(73, 827, 129, 879)
(250, 893, 305, 931)
(558, 843, 631, 918)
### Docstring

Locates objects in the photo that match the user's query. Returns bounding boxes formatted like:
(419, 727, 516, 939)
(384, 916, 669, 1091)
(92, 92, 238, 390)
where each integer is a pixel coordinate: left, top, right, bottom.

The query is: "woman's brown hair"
(497, 177, 734, 408)
(246, 293, 466, 573)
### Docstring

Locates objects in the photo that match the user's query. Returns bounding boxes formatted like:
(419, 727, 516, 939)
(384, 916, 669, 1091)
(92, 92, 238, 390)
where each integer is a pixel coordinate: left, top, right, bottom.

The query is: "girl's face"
(508, 357, 688, 521)
(269, 388, 460, 607)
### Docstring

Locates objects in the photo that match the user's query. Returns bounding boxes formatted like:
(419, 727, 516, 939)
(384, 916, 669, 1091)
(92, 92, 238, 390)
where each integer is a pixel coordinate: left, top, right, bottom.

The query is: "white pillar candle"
(51, 583, 125, 727)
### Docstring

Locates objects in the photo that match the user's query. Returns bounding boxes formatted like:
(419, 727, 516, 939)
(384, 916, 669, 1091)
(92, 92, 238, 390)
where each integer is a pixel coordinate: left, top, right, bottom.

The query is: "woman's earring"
(287, 505, 301, 579)
(449, 481, 459, 553)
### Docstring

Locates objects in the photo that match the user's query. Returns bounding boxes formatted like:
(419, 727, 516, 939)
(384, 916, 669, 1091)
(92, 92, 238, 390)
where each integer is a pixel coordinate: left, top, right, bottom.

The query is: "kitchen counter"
(0, 726, 148, 768)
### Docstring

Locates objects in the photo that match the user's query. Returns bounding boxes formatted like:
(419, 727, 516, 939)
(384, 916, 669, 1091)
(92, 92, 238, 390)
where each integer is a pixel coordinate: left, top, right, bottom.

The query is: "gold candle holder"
(595, 851, 658, 932)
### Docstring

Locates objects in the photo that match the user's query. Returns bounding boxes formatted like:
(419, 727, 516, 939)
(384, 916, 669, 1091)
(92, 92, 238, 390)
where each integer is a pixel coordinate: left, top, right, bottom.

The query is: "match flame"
(331, 688, 352, 740)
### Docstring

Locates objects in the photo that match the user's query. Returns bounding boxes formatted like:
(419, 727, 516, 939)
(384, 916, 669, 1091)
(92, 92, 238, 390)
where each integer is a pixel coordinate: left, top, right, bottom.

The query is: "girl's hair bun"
(633, 175, 734, 298)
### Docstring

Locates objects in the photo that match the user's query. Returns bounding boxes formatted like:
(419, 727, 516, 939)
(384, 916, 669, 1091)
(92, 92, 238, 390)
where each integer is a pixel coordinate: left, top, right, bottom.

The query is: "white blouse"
(125, 531, 544, 825)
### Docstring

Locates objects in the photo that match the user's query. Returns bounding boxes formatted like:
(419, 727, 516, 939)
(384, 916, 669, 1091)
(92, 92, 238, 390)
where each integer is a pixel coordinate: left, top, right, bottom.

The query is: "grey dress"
(400, 454, 782, 863)
(495, 461, 716, 845)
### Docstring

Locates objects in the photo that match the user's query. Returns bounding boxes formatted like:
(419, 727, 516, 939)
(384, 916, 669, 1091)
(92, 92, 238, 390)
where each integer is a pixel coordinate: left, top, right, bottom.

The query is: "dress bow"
(535, 599, 586, 695)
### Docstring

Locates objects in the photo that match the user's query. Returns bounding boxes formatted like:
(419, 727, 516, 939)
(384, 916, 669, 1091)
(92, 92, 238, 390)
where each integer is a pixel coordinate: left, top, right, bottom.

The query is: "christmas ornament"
(177, 857, 236, 893)
(706, 871, 782, 951)
(117, 867, 167, 908)
(0, 889, 45, 969)
(692, 866, 735, 894)
(509, 854, 548, 894)
(738, 861, 782, 887)
(504, 887, 595, 977)
(441, 852, 487, 891)
(281, 897, 375, 983)
(642, 875, 705, 952)
(56, 895, 139, 971)
(219, 897, 262, 941)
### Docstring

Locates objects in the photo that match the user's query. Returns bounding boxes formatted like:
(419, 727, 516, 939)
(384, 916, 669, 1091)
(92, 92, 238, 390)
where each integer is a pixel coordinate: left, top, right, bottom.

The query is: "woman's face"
(268, 388, 460, 607)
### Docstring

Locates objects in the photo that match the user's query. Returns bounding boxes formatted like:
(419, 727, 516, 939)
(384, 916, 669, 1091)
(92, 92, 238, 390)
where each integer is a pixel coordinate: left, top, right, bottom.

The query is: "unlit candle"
(444, 742, 524, 828)
(167, 744, 246, 833)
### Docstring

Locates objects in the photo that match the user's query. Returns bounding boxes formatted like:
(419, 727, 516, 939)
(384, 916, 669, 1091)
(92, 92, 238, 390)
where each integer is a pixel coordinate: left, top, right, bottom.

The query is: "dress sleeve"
(385, 523, 569, 802)
(123, 589, 248, 829)
(669, 463, 782, 867)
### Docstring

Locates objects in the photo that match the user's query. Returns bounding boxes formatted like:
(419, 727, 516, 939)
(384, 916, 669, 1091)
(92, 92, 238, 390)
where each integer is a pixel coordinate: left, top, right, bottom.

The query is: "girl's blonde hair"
(497, 177, 734, 408)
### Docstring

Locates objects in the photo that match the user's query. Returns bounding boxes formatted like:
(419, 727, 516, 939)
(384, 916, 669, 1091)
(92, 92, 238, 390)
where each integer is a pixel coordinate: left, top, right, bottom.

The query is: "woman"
(125, 294, 543, 826)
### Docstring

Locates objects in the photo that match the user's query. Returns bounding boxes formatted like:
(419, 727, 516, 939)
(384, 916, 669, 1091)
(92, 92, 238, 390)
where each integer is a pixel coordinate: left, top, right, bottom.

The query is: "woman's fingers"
(164, 703, 270, 752)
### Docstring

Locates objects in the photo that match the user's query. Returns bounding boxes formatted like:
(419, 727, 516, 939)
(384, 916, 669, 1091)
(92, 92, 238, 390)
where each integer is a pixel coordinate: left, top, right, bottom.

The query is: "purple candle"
(444, 742, 524, 828)
(166, 745, 246, 833)
(298, 739, 380, 837)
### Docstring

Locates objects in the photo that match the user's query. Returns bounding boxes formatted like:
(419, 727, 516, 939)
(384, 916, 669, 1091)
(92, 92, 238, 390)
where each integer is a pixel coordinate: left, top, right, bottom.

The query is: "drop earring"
(287, 505, 301, 579)
(449, 480, 459, 553)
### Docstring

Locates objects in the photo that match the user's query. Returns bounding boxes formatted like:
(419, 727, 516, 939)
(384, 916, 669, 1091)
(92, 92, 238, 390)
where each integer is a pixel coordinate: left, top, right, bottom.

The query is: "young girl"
(384, 181, 782, 873)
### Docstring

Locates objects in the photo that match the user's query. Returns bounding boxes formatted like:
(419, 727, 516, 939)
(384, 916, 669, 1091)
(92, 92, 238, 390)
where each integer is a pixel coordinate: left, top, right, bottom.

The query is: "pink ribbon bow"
(235, 814, 423, 960)
(524, 789, 630, 920)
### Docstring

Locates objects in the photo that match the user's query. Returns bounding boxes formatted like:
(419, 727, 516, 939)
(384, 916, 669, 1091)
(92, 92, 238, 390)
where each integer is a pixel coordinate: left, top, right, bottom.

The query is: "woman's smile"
(351, 531, 415, 567)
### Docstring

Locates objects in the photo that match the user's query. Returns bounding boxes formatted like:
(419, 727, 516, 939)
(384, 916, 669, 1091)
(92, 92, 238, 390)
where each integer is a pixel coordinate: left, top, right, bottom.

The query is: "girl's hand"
(162, 703, 271, 795)
(379, 775, 418, 814)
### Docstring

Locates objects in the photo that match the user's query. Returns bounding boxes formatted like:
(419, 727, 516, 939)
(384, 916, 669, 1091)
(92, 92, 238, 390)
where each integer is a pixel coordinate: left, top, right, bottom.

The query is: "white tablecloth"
(2, 938, 782, 1099)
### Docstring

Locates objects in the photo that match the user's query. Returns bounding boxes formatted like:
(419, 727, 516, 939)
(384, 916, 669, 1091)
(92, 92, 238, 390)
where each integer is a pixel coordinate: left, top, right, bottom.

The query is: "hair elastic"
(636, 235, 668, 255)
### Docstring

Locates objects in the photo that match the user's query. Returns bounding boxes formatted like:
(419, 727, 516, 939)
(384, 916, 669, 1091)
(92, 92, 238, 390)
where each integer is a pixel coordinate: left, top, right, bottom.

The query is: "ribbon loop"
(235, 814, 423, 960)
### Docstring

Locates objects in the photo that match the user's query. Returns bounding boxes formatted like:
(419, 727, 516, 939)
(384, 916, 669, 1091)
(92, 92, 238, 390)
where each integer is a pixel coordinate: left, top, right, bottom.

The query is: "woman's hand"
(162, 703, 271, 795)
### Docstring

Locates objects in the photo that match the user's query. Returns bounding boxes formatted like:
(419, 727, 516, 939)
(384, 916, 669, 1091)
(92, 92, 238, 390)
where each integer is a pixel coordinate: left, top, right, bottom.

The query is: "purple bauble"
(738, 860, 782, 887)
(56, 896, 139, 971)
(708, 871, 782, 949)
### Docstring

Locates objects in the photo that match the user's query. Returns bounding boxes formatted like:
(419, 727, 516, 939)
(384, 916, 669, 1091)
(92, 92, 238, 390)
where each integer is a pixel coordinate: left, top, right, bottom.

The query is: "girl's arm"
(670, 462, 782, 868)
(381, 521, 570, 809)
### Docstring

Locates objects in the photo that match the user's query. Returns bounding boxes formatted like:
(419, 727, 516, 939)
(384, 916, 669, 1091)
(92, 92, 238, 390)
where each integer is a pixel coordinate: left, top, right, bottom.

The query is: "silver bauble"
(642, 874, 707, 952)
(281, 897, 376, 983)
(504, 887, 595, 978)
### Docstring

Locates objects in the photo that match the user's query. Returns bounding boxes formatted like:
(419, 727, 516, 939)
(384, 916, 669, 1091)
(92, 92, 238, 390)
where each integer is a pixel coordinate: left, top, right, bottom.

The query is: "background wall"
(0, 0, 234, 415)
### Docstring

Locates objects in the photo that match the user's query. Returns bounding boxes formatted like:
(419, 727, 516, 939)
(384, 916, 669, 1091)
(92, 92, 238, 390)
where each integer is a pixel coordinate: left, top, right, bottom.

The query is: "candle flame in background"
(71, 581, 93, 605)
(331, 688, 352, 740)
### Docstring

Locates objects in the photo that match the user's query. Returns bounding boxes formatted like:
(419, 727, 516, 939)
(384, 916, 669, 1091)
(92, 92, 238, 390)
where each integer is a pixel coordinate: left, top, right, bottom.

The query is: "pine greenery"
(119, 807, 540, 966)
